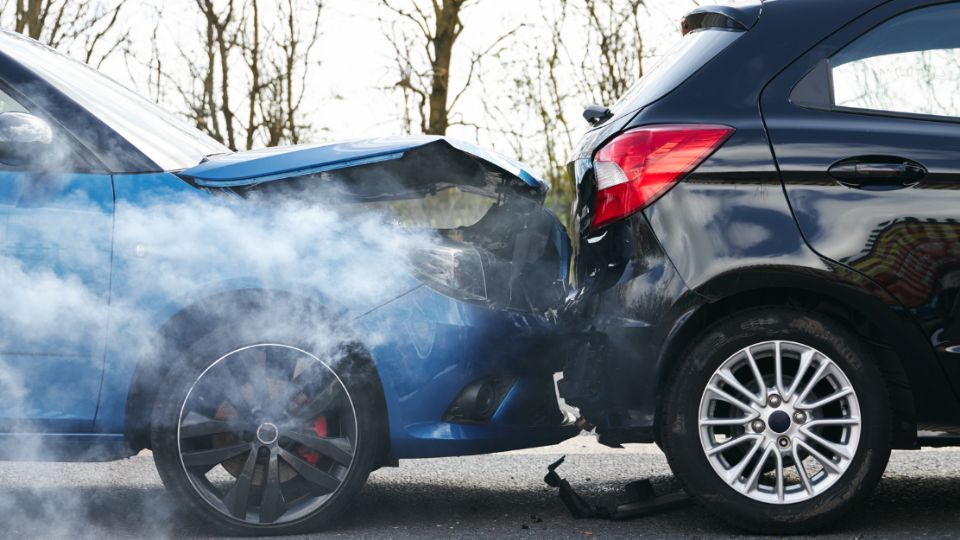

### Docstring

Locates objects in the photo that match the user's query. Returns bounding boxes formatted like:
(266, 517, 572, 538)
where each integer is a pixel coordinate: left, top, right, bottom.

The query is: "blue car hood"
(179, 136, 547, 197)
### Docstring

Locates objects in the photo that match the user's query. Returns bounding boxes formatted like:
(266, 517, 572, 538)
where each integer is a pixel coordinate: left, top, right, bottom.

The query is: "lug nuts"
(778, 436, 791, 449)
(751, 419, 766, 433)
(793, 411, 807, 424)
(767, 394, 782, 407)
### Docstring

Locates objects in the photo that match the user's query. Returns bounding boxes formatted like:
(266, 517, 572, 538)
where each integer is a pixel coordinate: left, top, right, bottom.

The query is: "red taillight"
(591, 124, 734, 230)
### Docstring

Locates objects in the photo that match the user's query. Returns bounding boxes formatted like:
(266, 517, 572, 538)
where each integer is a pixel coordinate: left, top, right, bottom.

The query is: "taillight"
(409, 240, 488, 302)
(592, 124, 734, 230)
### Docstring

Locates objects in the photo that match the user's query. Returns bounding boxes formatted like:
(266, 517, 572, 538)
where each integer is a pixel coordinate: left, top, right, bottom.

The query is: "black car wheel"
(152, 329, 383, 536)
(661, 307, 891, 534)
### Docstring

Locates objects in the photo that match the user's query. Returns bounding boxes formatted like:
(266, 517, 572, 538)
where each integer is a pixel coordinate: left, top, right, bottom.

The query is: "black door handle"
(828, 156, 927, 188)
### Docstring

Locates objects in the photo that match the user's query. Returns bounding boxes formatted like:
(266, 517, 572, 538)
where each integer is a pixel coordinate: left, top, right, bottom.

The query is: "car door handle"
(828, 156, 927, 188)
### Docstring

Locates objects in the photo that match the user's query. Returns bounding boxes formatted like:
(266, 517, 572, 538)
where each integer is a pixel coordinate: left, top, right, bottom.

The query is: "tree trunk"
(425, 0, 464, 135)
(216, 23, 236, 150)
(201, 14, 222, 140)
(244, 0, 261, 151)
(284, 0, 297, 144)
(26, 0, 42, 39)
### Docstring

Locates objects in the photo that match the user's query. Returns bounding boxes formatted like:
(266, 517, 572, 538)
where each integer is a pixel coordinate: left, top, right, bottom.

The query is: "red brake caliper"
(296, 416, 328, 466)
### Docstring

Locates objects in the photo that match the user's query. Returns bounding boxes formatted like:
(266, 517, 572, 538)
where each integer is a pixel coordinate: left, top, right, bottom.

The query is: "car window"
(0, 87, 27, 114)
(831, 3, 960, 119)
(0, 30, 229, 171)
(606, 28, 744, 126)
(351, 187, 496, 229)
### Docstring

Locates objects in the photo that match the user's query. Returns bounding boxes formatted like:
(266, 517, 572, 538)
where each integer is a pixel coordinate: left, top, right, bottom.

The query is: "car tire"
(660, 307, 891, 534)
(151, 314, 384, 536)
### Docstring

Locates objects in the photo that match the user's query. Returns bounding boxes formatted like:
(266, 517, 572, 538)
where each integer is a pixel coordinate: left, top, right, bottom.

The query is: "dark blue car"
(0, 31, 576, 534)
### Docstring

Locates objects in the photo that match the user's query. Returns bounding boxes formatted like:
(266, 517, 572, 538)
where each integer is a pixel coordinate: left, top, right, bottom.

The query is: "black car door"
(761, 1, 960, 395)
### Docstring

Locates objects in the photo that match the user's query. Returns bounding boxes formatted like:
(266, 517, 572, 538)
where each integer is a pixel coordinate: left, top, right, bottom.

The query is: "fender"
(119, 288, 390, 452)
(658, 263, 960, 446)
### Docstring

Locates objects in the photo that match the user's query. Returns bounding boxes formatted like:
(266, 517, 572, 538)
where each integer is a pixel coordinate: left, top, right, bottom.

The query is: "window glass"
(0, 30, 229, 171)
(831, 4, 960, 118)
(0, 87, 27, 114)
(604, 24, 747, 128)
(341, 187, 496, 229)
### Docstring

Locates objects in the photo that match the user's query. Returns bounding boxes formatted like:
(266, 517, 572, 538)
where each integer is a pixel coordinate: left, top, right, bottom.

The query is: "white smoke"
(0, 172, 440, 535)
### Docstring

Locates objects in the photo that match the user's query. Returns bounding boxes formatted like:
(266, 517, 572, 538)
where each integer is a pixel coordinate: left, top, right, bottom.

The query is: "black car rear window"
(607, 28, 746, 124)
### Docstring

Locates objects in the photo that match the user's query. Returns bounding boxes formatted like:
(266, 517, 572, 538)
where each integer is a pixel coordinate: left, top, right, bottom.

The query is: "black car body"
(561, 0, 960, 532)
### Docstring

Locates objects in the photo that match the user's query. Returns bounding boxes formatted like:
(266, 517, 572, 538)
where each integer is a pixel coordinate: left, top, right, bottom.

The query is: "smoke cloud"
(0, 105, 571, 534)
(0, 167, 440, 535)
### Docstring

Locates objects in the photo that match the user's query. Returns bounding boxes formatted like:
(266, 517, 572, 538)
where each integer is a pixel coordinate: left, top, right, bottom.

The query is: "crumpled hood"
(178, 136, 547, 198)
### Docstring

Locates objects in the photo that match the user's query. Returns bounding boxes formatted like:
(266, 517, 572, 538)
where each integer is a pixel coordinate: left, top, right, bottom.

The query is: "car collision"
(0, 29, 577, 535)
(4, 0, 960, 535)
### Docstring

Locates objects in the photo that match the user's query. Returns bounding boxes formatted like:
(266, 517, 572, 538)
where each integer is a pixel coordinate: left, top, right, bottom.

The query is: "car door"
(0, 85, 113, 430)
(761, 1, 960, 394)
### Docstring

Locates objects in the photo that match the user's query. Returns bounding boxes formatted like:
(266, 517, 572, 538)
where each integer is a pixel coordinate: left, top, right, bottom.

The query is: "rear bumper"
(562, 212, 704, 444)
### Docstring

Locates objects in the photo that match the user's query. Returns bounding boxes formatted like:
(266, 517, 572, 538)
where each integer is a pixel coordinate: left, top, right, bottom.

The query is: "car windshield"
(0, 30, 229, 171)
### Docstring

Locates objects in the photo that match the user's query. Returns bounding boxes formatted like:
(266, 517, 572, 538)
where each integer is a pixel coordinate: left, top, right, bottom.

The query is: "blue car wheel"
(150, 318, 385, 535)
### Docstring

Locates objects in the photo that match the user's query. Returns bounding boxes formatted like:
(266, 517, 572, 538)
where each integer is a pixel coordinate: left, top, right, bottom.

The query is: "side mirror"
(0, 111, 53, 167)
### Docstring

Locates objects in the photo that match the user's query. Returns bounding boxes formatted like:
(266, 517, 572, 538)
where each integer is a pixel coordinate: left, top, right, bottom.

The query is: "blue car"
(0, 31, 577, 534)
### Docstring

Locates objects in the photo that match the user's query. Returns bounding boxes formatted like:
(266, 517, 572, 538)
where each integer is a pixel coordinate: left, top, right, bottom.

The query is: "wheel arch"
(654, 268, 940, 449)
(123, 288, 391, 459)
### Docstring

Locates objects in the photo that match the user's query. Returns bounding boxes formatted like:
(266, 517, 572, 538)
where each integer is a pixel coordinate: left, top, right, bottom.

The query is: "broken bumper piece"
(544, 456, 691, 520)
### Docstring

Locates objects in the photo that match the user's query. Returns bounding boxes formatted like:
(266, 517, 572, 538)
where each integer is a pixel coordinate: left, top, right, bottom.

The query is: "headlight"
(409, 240, 488, 302)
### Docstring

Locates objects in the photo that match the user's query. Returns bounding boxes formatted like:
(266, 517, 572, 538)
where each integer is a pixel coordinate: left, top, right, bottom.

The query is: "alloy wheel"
(176, 343, 358, 525)
(698, 340, 861, 504)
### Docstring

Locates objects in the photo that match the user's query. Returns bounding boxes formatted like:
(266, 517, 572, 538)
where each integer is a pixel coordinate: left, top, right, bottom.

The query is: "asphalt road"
(0, 435, 958, 539)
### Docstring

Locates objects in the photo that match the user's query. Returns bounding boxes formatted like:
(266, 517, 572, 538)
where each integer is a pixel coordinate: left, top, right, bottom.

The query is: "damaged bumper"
(544, 456, 691, 520)
(560, 212, 706, 446)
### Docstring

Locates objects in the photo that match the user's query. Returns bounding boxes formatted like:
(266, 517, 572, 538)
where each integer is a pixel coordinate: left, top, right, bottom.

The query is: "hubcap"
(768, 411, 791, 434)
(698, 340, 861, 504)
(177, 344, 358, 524)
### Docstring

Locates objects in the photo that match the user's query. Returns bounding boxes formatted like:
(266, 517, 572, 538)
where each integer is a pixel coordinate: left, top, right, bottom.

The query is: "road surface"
(1, 435, 958, 538)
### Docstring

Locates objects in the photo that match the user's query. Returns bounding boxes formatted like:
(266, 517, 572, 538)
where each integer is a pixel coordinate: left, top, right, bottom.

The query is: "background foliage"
(1, 0, 712, 215)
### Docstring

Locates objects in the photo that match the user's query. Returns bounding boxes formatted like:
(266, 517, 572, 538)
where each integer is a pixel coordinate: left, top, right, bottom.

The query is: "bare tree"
(241, 0, 262, 150)
(479, 0, 653, 219)
(380, 0, 518, 136)
(480, 1, 577, 214)
(156, 0, 324, 150)
(257, 0, 324, 146)
(381, 0, 467, 135)
(188, 0, 240, 148)
(1, 0, 128, 67)
(576, 0, 646, 107)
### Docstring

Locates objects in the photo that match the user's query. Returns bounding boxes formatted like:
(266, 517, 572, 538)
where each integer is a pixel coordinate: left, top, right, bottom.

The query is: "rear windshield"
(607, 28, 744, 123)
(347, 187, 496, 229)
